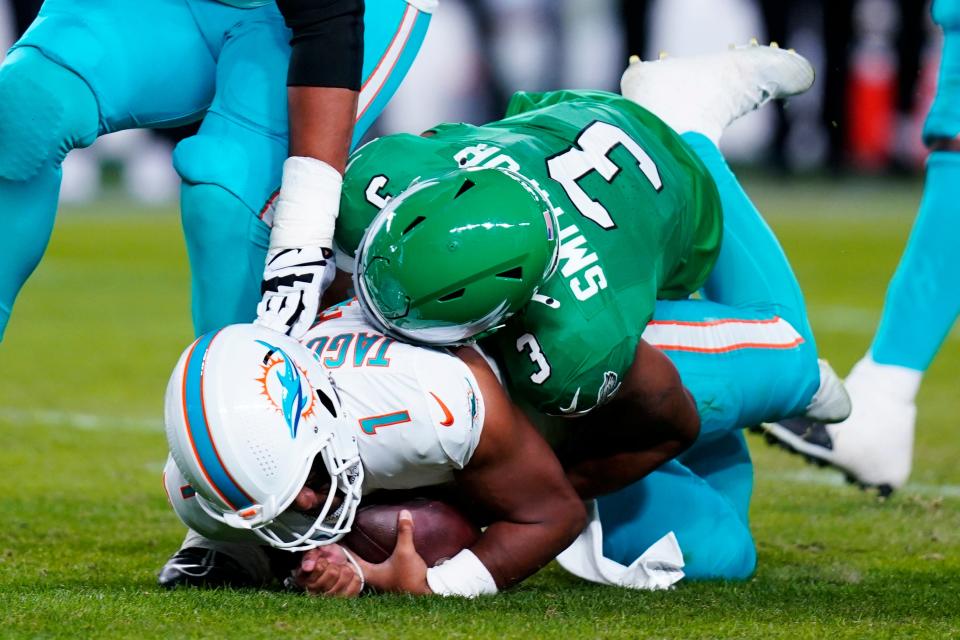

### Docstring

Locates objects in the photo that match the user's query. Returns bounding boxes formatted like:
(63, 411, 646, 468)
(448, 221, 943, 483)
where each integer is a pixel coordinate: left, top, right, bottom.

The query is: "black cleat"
(760, 417, 834, 461)
(158, 547, 264, 590)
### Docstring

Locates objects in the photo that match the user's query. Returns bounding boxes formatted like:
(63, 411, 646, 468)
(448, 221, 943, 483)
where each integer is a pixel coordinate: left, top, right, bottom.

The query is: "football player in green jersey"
(309, 44, 853, 580)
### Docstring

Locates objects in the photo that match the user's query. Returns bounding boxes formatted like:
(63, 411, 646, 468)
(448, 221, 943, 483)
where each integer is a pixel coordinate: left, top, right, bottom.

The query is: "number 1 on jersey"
(546, 121, 663, 230)
(359, 410, 412, 435)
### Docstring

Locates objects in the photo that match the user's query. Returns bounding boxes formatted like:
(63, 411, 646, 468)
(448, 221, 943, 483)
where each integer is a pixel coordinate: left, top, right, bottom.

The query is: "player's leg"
(683, 132, 816, 352)
(596, 449, 756, 581)
(873, 0, 960, 398)
(0, 47, 98, 338)
(646, 298, 827, 444)
(618, 44, 843, 426)
(678, 430, 754, 526)
(769, 0, 960, 494)
(175, 0, 433, 335)
(648, 135, 847, 437)
(874, 169, 960, 370)
(0, 0, 216, 339)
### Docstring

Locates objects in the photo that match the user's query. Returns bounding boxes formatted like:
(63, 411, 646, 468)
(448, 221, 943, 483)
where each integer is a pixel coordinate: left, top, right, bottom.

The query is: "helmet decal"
(255, 340, 315, 439)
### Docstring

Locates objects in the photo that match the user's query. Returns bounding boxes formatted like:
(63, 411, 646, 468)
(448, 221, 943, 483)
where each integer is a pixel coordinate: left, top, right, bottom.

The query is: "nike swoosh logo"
(429, 392, 455, 427)
(558, 387, 581, 414)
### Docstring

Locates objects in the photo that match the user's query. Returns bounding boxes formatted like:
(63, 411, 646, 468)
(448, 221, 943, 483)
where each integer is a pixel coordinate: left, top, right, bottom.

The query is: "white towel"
(556, 500, 685, 590)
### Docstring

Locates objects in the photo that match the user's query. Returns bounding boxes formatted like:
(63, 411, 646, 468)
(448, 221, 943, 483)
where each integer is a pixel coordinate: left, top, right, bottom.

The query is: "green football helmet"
(354, 167, 560, 345)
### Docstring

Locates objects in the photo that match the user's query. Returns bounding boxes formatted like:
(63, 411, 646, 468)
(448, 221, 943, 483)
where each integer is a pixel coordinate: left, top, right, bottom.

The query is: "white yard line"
(762, 467, 960, 498)
(0, 407, 162, 432)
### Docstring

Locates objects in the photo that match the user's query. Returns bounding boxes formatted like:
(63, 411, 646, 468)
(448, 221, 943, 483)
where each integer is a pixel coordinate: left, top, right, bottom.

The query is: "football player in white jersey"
(162, 302, 589, 597)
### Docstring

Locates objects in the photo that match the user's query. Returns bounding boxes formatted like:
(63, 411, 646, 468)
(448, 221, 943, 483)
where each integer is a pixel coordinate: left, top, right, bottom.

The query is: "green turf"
(2, 179, 959, 639)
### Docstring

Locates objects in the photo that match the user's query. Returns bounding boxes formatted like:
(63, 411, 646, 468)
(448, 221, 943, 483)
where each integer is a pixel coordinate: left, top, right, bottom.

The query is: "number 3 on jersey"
(517, 333, 550, 384)
(546, 121, 663, 230)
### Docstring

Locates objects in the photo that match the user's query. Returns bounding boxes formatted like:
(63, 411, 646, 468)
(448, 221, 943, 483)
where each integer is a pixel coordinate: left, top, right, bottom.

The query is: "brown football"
(342, 497, 481, 566)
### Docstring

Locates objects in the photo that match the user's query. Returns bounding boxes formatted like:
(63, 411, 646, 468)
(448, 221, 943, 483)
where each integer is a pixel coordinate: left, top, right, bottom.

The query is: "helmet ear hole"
(437, 288, 466, 302)
(496, 266, 523, 280)
(454, 179, 476, 199)
(316, 389, 338, 418)
(402, 216, 426, 235)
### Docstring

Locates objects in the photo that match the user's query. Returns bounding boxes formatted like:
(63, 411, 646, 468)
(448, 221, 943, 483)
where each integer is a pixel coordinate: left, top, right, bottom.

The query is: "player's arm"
(360, 348, 587, 596)
(281, 0, 361, 171)
(562, 339, 700, 500)
(452, 348, 588, 591)
(256, 0, 364, 338)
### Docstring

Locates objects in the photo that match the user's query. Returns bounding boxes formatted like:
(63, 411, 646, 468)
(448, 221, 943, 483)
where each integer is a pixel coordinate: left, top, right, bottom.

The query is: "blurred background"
(0, 0, 939, 204)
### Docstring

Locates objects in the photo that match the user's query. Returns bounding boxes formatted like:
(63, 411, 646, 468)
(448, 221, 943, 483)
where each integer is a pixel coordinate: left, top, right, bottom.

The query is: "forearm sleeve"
(276, 0, 365, 89)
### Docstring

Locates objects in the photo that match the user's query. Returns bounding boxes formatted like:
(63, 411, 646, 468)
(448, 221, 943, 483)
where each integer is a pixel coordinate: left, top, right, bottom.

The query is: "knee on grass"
(682, 521, 757, 581)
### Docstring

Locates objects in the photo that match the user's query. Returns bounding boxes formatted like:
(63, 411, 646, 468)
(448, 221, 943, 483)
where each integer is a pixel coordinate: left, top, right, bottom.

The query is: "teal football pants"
(599, 134, 821, 580)
(652, 133, 820, 445)
(0, 0, 430, 338)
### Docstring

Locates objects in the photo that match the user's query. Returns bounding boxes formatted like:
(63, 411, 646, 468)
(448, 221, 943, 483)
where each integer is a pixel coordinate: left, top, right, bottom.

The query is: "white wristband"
(270, 156, 342, 250)
(425, 549, 498, 598)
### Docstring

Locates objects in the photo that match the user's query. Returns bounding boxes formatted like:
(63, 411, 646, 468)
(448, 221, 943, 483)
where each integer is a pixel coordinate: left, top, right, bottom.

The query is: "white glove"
(255, 156, 343, 338)
(255, 247, 336, 338)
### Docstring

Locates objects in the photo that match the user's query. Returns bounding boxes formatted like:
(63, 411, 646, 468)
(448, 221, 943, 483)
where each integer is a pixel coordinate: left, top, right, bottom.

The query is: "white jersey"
(305, 300, 484, 493)
(162, 303, 686, 589)
(165, 300, 485, 541)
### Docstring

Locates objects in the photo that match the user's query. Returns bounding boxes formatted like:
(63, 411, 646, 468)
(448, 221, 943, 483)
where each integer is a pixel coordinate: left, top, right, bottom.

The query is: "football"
(343, 497, 481, 566)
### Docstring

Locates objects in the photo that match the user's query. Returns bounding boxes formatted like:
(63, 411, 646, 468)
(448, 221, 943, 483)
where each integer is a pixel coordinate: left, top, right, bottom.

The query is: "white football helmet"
(164, 324, 363, 551)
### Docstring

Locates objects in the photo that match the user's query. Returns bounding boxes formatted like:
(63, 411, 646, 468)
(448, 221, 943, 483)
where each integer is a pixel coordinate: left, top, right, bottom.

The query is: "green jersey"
(337, 90, 723, 415)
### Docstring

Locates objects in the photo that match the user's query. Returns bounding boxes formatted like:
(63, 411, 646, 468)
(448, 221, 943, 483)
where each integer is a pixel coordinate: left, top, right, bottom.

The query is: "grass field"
(2, 176, 959, 639)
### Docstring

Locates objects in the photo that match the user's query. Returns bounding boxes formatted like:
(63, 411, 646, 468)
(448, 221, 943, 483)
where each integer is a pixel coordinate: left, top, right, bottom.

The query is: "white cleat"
(761, 356, 918, 497)
(620, 41, 815, 144)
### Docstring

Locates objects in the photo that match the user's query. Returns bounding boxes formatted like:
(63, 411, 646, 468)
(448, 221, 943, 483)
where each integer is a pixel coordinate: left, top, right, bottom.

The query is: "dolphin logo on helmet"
(164, 325, 364, 551)
(255, 340, 311, 439)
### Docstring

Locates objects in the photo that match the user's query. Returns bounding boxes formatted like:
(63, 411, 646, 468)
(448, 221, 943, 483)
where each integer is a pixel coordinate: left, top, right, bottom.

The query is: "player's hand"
(255, 246, 335, 339)
(356, 510, 432, 595)
(293, 544, 363, 597)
